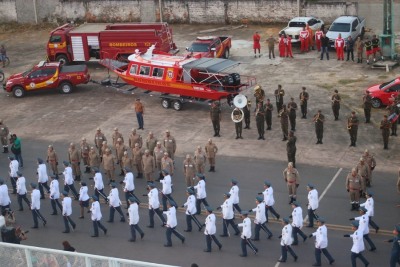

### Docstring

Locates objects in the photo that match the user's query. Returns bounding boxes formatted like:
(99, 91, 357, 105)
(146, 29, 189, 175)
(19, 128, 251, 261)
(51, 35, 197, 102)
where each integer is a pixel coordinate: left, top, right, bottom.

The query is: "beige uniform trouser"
(207, 157, 215, 166)
(144, 172, 153, 182)
(349, 189, 360, 203)
(104, 169, 115, 181)
(287, 182, 297, 197)
(185, 174, 195, 187)
(71, 162, 81, 176)
(195, 163, 205, 174)
(48, 160, 58, 174)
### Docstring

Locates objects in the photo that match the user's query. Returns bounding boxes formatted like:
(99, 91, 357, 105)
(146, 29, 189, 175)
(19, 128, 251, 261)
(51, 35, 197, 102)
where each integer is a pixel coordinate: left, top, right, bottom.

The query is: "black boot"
(2, 147, 6, 153)
(211, 166, 215, 172)
(208, 167, 212, 172)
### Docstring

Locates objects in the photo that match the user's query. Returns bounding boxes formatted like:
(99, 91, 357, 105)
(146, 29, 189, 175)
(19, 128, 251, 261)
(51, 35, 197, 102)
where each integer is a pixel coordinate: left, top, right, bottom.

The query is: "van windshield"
(329, 23, 350, 32)
(288, 22, 306, 28)
(49, 35, 62, 43)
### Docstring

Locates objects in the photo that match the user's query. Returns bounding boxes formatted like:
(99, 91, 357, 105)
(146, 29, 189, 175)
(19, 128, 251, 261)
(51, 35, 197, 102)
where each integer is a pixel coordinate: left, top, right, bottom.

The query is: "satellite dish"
(233, 94, 247, 109)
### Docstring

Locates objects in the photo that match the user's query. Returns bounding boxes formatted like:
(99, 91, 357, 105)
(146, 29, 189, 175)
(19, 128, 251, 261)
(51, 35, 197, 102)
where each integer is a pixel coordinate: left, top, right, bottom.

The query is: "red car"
(366, 77, 400, 108)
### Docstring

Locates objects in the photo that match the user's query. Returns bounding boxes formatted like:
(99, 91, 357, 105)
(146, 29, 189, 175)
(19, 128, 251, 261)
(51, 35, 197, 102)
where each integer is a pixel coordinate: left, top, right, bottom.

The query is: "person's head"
(62, 240, 71, 249)
(163, 152, 169, 158)
(48, 145, 54, 151)
(351, 168, 357, 176)
(144, 149, 150, 156)
(105, 148, 111, 155)
(334, 89, 338, 94)
(208, 138, 212, 144)
(264, 180, 271, 189)
(231, 178, 238, 186)
(256, 196, 263, 204)
(351, 220, 359, 231)
(351, 111, 356, 117)
(165, 129, 170, 137)
(291, 201, 300, 209)
(338, 33, 342, 38)
(317, 109, 322, 114)
(117, 138, 122, 143)
(288, 162, 293, 169)
(69, 143, 75, 149)
(224, 192, 231, 200)
(302, 87, 306, 91)
(156, 141, 161, 147)
(196, 146, 202, 152)
(359, 157, 365, 165)
(359, 207, 367, 215)
(240, 211, 248, 219)
(96, 128, 101, 133)
(348, 36, 352, 40)
(206, 206, 213, 214)
(131, 128, 136, 134)
(136, 98, 141, 103)
(278, 84, 282, 89)
(393, 225, 400, 237)
(81, 137, 87, 143)
(282, 217, 290, 226)
(384, 114, 388, 121)
(266, 98, 270, 103)
(317, 217, 325, 226)
(364, 149, 369, 156)
(148, 131, 153, 138)
(307, 183, 314, 191)
(196, 173, 205, 181)
(114, 127, 119, 133)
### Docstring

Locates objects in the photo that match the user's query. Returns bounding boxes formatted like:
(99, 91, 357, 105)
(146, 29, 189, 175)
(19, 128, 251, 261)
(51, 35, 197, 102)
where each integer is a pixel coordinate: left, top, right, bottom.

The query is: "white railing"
(0, 242, 178, 267)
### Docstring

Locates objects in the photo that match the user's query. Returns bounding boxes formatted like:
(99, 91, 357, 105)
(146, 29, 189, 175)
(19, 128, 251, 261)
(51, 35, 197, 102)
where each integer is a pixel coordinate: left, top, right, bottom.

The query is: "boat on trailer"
(100, 45, 256, 110)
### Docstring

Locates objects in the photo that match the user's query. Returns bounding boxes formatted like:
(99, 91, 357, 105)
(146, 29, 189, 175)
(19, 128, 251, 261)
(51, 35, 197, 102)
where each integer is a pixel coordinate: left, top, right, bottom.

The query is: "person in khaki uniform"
(183, 154, 196, 187)
(355, 157, 369, 198)
(380, 114, 391, 150)
(161, 152, 174, 178)
(153, 142, 166, 180)
(112, 127, 124, 149)
(210, 101, 222, 137)
(346, 168, 362, 211)
(132, 143, 144, 178)
(94, 128, 106, 155)
(0, 119, 10, 153)
(347, 111, 359, 147)
(47, 145, 59, 177)
(363, 150, 376, 187)
(68, 143, 81, 181)
(146, 132, 158, 157)
(115, 138, 127, 176)
(80, 138, 90, 173)
(163, 130, 177, 160)
(205, 139, 218, 172)
(102, 148, 115, 184)
(129, 129, 142, 149)
(279, 104, 289, 141)
(142, 149, 154, 182)
(121, 151, 133, 171)
(194, 146, 206, 174)
(88, 147, 101, 170)
(100, 141, 109, 161)
(283, 162, 300, 204)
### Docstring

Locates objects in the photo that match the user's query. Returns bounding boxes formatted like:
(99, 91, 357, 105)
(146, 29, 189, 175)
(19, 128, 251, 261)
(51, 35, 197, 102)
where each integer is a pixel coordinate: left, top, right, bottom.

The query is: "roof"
(70, 23, 109, 33)
(332, 16, 358, 23)
(289, 17, 316, 22)
(182, 58, 240, 73)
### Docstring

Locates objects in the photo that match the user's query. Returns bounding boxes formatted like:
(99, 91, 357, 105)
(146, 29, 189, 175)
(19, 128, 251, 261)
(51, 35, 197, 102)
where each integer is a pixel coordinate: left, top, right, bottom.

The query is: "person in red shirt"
(314, 28, 323, 52)
(278, 33, 286, 57)
(285, 34, 293, 58)
(253, 31, 261, 58)
(299, 27, 309, 53)
(334, 33, 345, 60)
(306, 24, 314, 51)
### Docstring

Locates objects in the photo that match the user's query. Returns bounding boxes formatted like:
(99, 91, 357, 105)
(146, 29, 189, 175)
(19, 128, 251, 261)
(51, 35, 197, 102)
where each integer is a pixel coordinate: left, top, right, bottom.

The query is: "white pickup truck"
(326, 16, 366, 48)
(280, 17, 324, 43)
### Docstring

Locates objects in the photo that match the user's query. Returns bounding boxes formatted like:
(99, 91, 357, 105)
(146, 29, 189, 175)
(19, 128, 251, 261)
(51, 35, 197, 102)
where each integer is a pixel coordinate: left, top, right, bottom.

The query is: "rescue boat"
(100, 45, 256, 110)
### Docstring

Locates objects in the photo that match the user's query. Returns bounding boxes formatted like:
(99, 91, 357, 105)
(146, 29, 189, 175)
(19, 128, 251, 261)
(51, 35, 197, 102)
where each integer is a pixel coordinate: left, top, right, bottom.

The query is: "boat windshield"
(188, 43, 210, 52)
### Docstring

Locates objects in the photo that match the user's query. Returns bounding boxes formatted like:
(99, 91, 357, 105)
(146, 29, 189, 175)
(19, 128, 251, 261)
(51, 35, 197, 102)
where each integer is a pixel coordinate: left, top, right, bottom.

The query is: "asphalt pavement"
(1, 139, 398, 267)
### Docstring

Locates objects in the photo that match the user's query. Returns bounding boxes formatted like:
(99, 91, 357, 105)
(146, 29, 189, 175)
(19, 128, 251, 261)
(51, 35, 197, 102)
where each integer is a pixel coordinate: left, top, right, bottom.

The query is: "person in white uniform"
(90, 195, 107, 237)
(163, 200, 185, 247)
(128, 196, 144, 242)
(78, 181, 90, 218)
(309, 217, 335, 266)
(306, 183, 319, 227)
(344, 220, 370, 267)
(238, 211, 258, 257)
(16, 171, 30, 211)
(250, 195, 272, 240)
(37, 158, 50, 199)
(229, 179, 241, 213)
(49, 174, 62, 215)
(291, 201, 308, 245)
(8, 156, 18, 194)
(203, 206, 222, 252)
(61, 190, 76, 233)
(278, 217, 298, 262)
(107, 182, 126, 223)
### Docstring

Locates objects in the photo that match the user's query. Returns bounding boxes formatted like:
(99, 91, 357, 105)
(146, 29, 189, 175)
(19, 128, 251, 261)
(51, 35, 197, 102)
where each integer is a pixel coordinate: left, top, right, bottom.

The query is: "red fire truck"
(46, 23, 178, 65)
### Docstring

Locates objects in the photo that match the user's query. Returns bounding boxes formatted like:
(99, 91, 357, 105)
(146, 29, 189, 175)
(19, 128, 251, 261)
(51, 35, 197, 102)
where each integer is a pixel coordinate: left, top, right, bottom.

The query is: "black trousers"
(93, 220, 107, 236)
(265, 111, 272, 129)
(148, 208, 166, 226)
(364, 108, 371, 123)
(292, 226, 307, 244)
(308, 208, 318, 226)
(109, 206, 125, 222)
(94, 188, 108, 202)
(63, 215, 76, 232)
(300, 103, 307, 117)
(64, 183, 79, 199)
(39, 182, 50, 198)
(162, 193, 176, 212)
(50, 198, 62, 214)
(265, 205, 280, 220)
(222, 218, 240, 235)
(315, 247, 334, 265)
(129, 224, 144, 240)
(195, 198, 209, 215)
(254, 222, 272, 239)
(17, 193, 30, 209)
(206, 234, 222, 251)
(351, 252, 369, 267)
(280, 245, 297, 261)
(10, 177, 17, 193)
(241, 238, 258, 256)
(347, 49, 354, 61)
(31, 209, 46, 227)
(165, 227, 184, 245)
(363, 234, 376, 250)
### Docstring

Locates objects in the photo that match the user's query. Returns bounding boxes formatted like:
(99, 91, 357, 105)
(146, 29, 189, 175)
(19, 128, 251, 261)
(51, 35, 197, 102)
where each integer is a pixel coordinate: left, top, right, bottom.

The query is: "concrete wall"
(0, 0, 17, 22)
(358, 3, 400, 35)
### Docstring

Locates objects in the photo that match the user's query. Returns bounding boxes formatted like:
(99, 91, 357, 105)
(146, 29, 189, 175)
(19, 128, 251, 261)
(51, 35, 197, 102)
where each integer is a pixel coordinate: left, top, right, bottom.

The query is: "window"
(152, 67, 164, 78)
(352, 20, 358, 29)
(41, 68, 56, 77)
(329, 23, 350, 32)
(308, 19, 317, 26)
(129, 65, 138, 75)
(29, 70, 42, 78)
(387, 84, 400, 92)
(139, 66, 150, 76)
(49, 35, 62, 43)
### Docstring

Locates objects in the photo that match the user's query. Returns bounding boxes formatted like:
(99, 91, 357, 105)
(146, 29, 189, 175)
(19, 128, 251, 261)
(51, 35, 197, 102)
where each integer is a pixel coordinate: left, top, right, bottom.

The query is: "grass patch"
(337, 79, 360, 85)
(318, 83, 334, 90)
(378, 75, 389, 80)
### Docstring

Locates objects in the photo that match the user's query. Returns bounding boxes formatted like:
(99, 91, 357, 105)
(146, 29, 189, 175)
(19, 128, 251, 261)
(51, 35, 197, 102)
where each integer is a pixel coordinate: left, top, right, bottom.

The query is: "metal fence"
(0, 242, 178, 267)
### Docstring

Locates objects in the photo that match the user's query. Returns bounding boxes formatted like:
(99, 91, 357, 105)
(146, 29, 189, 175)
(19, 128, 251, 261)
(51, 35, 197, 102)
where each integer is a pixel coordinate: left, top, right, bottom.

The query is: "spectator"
(10, 134, 23, 168)
(62, 240, 76, 252)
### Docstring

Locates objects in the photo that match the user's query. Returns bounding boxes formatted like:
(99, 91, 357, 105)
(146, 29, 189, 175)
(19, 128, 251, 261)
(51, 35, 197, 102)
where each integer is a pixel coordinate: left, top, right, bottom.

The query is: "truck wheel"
(59, 82, 73, 94)
(371, 98, 382, 108)
(223, 49, 230, 59)
(56, 55, 69, 65)
(173, 100, 183, 111)
(12, 86, 25, 98)
(161, 98, 170, 109)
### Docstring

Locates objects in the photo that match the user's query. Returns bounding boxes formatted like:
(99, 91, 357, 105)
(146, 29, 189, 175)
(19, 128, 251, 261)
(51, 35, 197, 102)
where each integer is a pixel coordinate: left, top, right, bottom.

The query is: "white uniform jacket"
(184, 195, 197, 215)
(91, 201, 102, 221)
(350, 228, 365, 253)
(312, 224, 328, 249)
(62, 196, 73, 216)
(160, 174, 172, 195)
(252, 202, 267, 224)
(221, 198, 234, 220)
(124, 172, 135, 191)
(194, 180, 206, 199)
(291, 206, 304, 228)
(9, 160, 19, 177)
(360, 198, 374, 217)
(229, 185, 240, 204)
(79, 186, 90, 201)
(238, 217, 252, 239)
(128, 202, 140, 225)
(31, 189, 40, 210)
(0, 184, 11, 206)
(37, 163, 48, 183)
(50, 179, 60, 199)
(164, 206, 177, 228)
(204, 213, 216, 235)
(307, 189, 319, 210)
(263, 187, 275, 206)
(94, 172, 104, 190)
(148, 188, 160, 209)
(16, 176, 27, 195)
(281, 224, 294, 246)
(355, 214, 369, 235)
(108, 188, 121, 208)
(63, 167, 74, 185)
